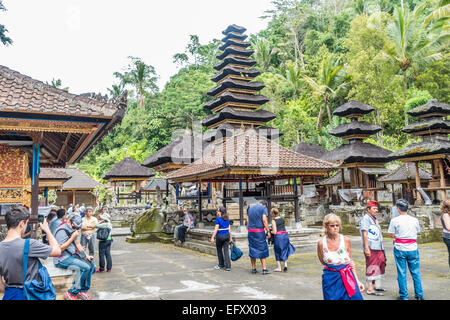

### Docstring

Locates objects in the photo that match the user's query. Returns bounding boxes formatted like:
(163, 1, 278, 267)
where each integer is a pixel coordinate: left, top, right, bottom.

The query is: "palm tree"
(302, 54, 345, 130)
(107, 83, 126, 98)
(425, 0, 450, 24)
(114, 57, 158, 109)
(253, 39, 278, 73)
(284, 62, 303, 100)
(383, 4, 449, 124)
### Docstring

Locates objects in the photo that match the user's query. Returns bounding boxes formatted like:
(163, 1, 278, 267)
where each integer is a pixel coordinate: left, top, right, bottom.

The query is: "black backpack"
(96, 228, 110, 241)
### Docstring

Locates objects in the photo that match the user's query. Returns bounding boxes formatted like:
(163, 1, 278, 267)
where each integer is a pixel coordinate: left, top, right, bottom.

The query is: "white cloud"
(0, 0, 273, 95)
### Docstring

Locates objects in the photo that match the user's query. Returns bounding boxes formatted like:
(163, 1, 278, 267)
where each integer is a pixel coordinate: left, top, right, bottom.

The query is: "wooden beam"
(438, 159, 447, 200)
(57, 133, 72, 163)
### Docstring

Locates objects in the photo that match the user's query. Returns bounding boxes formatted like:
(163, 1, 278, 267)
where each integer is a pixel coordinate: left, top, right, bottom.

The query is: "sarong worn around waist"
(324, 264, 356, 298)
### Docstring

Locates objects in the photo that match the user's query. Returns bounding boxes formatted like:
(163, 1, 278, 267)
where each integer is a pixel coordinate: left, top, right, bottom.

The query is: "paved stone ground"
(89, 235, 449, 301)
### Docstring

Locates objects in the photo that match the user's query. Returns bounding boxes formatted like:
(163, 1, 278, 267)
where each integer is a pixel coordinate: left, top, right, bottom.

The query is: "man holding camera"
(54, 214, 96, 300)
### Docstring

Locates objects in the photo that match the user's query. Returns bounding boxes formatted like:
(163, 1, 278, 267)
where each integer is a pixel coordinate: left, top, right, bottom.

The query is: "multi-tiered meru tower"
(202, 25, 277, 144)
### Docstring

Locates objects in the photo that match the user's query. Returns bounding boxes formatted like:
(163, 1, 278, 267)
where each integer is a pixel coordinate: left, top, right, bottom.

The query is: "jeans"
(393, 248, 424, 299)
(178, 225, 189, 243)
(55, 255, 96, 295)
(216, 234, 231, 269)
(81, 234, 96, 256)
(99, 239, 113, 271)
(444, 237, 450, 268)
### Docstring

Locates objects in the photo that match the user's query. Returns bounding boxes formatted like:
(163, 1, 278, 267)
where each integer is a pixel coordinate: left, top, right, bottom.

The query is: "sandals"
(376, 288, 386, 292)
(273, 269, 282, 272)
(367, 291, 384, 296)
(283, 267, 288, 272)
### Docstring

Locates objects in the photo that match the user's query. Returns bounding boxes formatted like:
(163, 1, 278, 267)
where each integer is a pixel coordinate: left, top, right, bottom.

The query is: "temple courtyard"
(89, 234, 449, 300)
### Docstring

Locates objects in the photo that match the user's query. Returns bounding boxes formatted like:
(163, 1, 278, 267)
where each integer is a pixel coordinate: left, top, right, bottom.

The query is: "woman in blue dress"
(271, 208, 296, 272)
(317, 214, 365, 300)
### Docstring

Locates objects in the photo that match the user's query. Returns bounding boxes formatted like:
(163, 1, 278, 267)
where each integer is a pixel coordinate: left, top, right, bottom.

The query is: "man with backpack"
(0, 206, 61, 300)
(54, 214, 96, 300)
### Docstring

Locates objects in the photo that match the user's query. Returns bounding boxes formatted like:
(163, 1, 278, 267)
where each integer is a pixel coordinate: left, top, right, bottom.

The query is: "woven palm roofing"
(142, 133, 211, 168)
(320, 169, 351, 186)
(402, 119, 450, 134)
(330, 121, 382, 138)
(333, 101, 375, 118)
(320, 141, 392, 164)
(203, 124, 283, 143)
(407, 100, 450, 118)
(167, 130, 336, 182)
(52, 167, 104, 190)
(222, 24, 247, 35)
(0, 65, 127, 165)
(291, 142, 328, 159)
(102, 156, 155, 180)
(204, 92, 270, 111)
(389, 137, 450, 160)
(39, 168, 71, 181)
(202, 108, 276, 127)
(142, 178, 167, 192)
(208, 79, 265, 97)
(378, 163, 432, 183)
(214, 57, 257, 72)
(211, 66, 261, 83)
(219, 39, 251, 51)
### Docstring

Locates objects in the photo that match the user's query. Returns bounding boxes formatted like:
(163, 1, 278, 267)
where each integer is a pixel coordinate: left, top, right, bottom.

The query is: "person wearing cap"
(388, 199, 424, 300)
(96, 212, 113, 273)
(54, 214, 96, 300)
(359, 200, 386, 296)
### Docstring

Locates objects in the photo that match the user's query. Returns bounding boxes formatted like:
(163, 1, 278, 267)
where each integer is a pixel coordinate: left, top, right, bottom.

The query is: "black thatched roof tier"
(211, 66, 260, 83)
(203, 123, 236, 142)
(204, 92, 269, 111)
(202, 107, 276, 128)
(217, 47, 254, 61)
(102, 156, 155, 180)
(222, 33, 248, 43)
(389, 137, 450, 161)
(320, 169, 350, 186)
(330, 121, 382, 138)
(222, 25, 247, 35)
(142, 134, 211, 169)
(219, 39, 251, 51)
(407, 100, 450, 119)
(402, 119, 450, 135)
(207, 79, 264, 97)
(320, 142, 392, 164)
(333, 101, 375, 118)
(214, 56, 257, 72)
(291, 143, 328, 159)
(142, 178, 167, 192)
(378, 163, 432, 183)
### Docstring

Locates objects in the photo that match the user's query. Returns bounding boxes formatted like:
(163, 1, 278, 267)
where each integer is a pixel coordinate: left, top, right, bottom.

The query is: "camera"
(38, 215, 45, 223)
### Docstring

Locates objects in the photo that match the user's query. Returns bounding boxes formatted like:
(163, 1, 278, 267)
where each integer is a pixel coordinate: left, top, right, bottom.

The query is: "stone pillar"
(438, 159, 447, 200)
(415, 162, 424, 205)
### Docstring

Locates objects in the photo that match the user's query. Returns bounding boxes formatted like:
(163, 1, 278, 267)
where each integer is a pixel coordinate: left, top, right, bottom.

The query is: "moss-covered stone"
(131, 208, 165, 237)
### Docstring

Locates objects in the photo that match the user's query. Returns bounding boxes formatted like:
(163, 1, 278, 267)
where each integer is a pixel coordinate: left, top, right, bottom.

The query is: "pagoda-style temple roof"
(204, 92, 269, 112)
(142, 133, 211, 172)
(211, 66, 260, 83)
(320, 141, 392, 165)
(320, 170, 351, 186)
(54, 167, 104, 190)
(0, 65, 127, 166)
(291, 142, 328, 159)
(102, 156, 155, 181)
(217, 47, 254, 61)
(222, 24, 247, 35)
(407, 100, 450, 119)
(167, 130, 336, 183)
(378, 163, 432, 183)
(202, 108, 276, 128)
(333, 101, 375, 119)
(214, 57, 257, 72)
(389, 137, 450, 161)
(207, 79, 265, 97)
(402, 119, 450, 135)
(142, 178, 167, 192)
(219, 39, 252, 51)
(330, 121, 382, 139)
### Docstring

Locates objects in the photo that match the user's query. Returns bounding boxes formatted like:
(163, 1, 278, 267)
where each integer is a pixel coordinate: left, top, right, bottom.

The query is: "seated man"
(54, 214, 96, 300)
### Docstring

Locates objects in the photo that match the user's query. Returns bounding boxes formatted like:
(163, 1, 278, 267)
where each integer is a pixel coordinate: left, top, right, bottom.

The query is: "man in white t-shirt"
(388, 199, 424, 300)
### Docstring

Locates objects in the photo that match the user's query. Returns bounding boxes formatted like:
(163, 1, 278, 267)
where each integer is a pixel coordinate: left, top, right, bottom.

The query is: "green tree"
(114, 57, 159, 110)
(302, 53, 346, 129)
(383, 4, 449, 125)
(0, 1, 12, 46)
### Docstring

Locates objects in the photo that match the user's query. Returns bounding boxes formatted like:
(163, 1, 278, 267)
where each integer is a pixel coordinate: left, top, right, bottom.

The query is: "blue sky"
(0, 0, 274, 95)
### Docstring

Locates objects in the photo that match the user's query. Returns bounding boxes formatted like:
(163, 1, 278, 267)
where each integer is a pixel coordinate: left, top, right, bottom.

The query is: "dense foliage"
(78, 0, 449, 180)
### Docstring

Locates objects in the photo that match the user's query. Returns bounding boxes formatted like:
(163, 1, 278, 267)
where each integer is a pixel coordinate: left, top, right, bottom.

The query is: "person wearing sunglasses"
(317, 214, 365, 300)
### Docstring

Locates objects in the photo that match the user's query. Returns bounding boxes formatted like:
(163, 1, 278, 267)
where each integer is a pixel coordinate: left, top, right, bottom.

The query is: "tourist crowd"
(1, 198, 449, 301)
